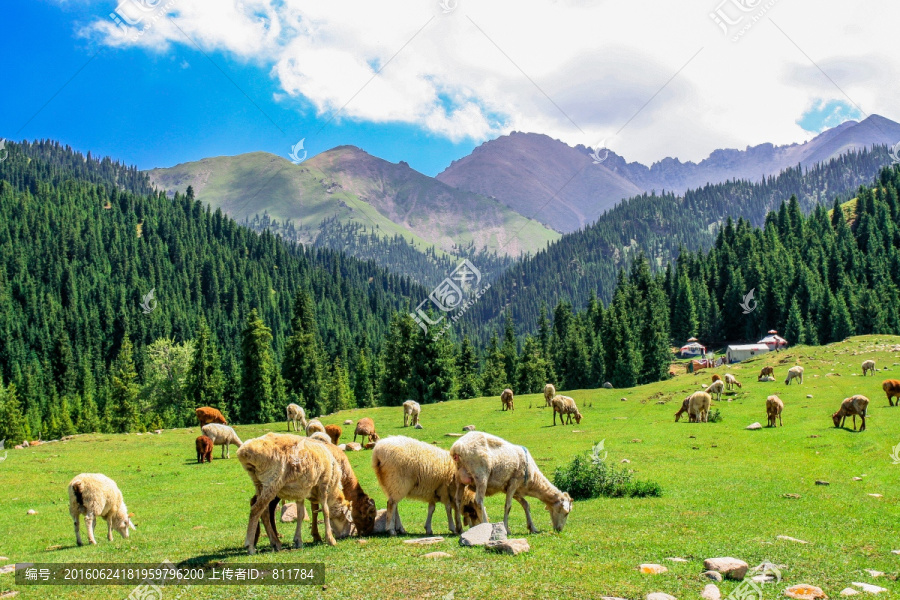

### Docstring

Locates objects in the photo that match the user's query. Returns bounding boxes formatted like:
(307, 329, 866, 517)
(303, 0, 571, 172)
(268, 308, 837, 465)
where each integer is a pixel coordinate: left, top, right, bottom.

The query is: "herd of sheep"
(64, 358, 900, 554)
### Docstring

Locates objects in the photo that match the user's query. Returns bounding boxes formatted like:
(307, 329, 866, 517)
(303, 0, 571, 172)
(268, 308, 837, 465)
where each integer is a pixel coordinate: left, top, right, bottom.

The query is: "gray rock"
(403, 537, 444, 545)
(646, 594, 677, 600)
(459, 522, 507, 547)
(702, 584, 721, 600)
(462, 425, 476, 432)
(703, 557, 748, 580)
(26, 509, 36, 515)
(807, 394, 813, 398)
(620, 397, 628, 402)
(422, 551, 452, 559)
(280, 502, 298, 523)
(840, 589, 861, 596)
(485, 538, 530, 555)
(343, 419, 353, 425)
(621, 459, 631, 464)
(746, 423, 762, 430)
(0, 565, 15, 575)
(702, 571, 723, 582)
(777, 535, 808, 544)
(414, 423, 423, 429)
(639, 564, 668, 574)
(665, 557, 688, 563)
(603, 382, 613, 389)
(445, 433, 463, 437)
(0, 590, 20, 598)
(345, 442, 362, 451)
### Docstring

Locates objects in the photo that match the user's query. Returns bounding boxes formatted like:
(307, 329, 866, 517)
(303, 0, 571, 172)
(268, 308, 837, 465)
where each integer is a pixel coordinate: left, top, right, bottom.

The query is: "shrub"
(707, 408, 723, 423)
(553, 441, 662, 499)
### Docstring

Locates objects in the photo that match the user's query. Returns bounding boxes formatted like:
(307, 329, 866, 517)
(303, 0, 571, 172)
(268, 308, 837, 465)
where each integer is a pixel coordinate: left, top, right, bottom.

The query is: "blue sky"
(1, 1, 897, 176)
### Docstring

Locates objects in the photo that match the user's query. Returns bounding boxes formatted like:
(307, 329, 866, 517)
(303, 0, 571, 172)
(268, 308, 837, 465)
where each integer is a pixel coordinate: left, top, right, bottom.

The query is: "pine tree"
(502, 312, 518, 385)
(379, 313, 416, 406)
(185, 316, 226, 417)
(671, 271, 698, 342)
(353, 348, 375, 408)
(516, 336, 550, 394)
(324, 357, 354, 414)
(109, 338, 140, 433)
(0, 381, 27, 443)
(282, 288, 324, 415)
(481, 333, 508, 396)
(784, 297, 806, 345)
(239, 309, 277, 424)
(457, 336, 481, 399)
(409, 329, 458, 404)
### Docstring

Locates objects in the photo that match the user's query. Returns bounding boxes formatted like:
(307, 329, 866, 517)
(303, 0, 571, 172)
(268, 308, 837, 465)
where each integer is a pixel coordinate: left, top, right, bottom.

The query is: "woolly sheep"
(201, 424, 244, 459)
(501, 388, 514, 411)
(674, 398, 690, 422)
(324, 424, 342, 445)
(305, 419, 325, 437)
(195, 406, 226, 427)
(550, 395, 582, 425)
(862, 359, 876, 376)
(759, 366, 774, 379)
(353, 418, 379, 444)
(832, 395, 869, 431)
(724, 373, 742, 390)
(883, 379, 900, 407)
(309, 431, 332, 444)
(766, 395, 784, 427)
(403, 400, 421, 428)
(707, 380, 725, 402)
(543, 384, 556, 407)
(785, 366, 804, 385)
(371, 436, 477, 536)
(711, 374, 722, 383)
(286, 403, 307, 432)
(195, 435, 213, 463)
(686, 391, 711, 423)
(67, 473, 136, 546)
(237, 433, 352, 554)
(450, 431, 573, 534)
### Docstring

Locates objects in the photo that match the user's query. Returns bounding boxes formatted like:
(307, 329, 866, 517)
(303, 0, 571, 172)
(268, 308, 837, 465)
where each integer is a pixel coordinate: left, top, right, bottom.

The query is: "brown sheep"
(724, 374, 742, 390)
(550, 395, 581, 425)
(674, 398, 690, 422)
(324, 425, 342, 445)
(832, 395, 869, 431)
(195, 406, 226, 427)
(354, 418, 379, 444)
(309, 439, 378, 538)
(195, 435, 213, 463)
(883, 379, 900, 407)
(766, 395, 784, 427)
(759, 366, 774, 379)
(501, 388, 514, 411)
(711, 374, 722, 383)
(543, 384, 556, 407)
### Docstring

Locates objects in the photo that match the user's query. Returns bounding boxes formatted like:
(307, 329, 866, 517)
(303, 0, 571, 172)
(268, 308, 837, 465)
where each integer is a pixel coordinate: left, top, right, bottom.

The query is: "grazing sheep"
(832, 395, 869, 431)
(543, 384, 556, 407)
(711, 374, 722, 383)
(324, 425, 342, 445)
(305, 419, 325, 437)
(707, 380, 725, 402)
(195, 406, 227, 427)
(286, 403, 307, 432)
(862, 360, 876, 376)
(237, 433, 352, 554)
(67, 473, 136, 546)
(353, 418, 379, 444)
(371, 436, 476, 535)
(195, 435, 213, 463)
(759, 366, 774, 379)
(450, 431, 573, 534)
(550, 395, 582, 425)
(501, 388, 514, 411)
(785, 366, 804, 385)
(201, 424, 243, 459)
(686, 391, 711, 423)
(309, 432, 332, 444)
(674, 398, 690, 422)
(402, 400, 421, 428)
(758, 375, 775, 382)
(883, 379, 900, 407)
(766, 395, 784, 427)
(724, 374, 742, 390)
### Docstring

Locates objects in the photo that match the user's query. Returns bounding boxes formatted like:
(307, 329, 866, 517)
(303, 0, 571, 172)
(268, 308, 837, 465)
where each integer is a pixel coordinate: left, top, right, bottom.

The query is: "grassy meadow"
(1, 336, 899, 599)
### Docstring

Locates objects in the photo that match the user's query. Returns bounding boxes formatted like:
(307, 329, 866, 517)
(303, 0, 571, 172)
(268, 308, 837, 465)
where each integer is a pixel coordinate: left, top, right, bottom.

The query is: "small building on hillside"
(726, 344, 770, 363)
(758, 331, 788, 349)
(679, 340, 707, 357)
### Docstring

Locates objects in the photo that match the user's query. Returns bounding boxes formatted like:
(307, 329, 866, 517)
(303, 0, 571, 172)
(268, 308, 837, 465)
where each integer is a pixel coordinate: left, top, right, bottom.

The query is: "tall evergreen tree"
(282, 288, 324, 415)
(481, 333, 508, 396)
(109, 338, 140, 433)
(185, 317, 226, 417)
(0, 381, 27, 443)
(457, 336, 481, 399)
(239, 309, 277, 424)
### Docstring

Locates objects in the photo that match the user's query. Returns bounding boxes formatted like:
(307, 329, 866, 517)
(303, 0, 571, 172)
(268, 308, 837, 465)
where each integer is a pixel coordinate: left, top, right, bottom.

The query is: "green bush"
(707, 408, 723, 423)
(553, 441, 662, 499)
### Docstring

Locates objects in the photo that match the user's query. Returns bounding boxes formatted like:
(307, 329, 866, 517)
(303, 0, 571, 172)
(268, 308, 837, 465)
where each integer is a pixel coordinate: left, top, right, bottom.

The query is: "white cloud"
(82, 0, 900, 164)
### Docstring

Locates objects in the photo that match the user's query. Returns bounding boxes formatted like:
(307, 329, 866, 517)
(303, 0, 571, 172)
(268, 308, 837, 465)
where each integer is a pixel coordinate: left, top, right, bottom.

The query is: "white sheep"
(286, 403, 307, 432)
(237, 433, 352, 554)
(309, 431, 331, 444)
(543, 384, 556, 407)
(450, 431, 573, 534)
(862, 359, 876, 376)
(305, 419, 325, 437)
(785, 366, 804, 385)
(402, 400, 421, 427)
(724, 373, 742, 390)
(550, 395, 582, 425)
(707, 380, 725, 402)
(371, 435, 474, 536)
(686, 391, 711, 423)
(67, 473, 136, 546)
(201, 423, 244, 459)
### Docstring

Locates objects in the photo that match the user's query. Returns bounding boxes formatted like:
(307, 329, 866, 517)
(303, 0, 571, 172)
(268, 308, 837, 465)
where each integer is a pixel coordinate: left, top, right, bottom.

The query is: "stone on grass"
(338, 444, 347, 450)
(665, 557, 688, 563)
(462, 425, 476, 432)
(807, 395, 813, 399)
(603, 382, 613, 389)
(639, 564, 668, 574)
(343, 419, 353, 425)
(423, 552, 451, 559)
(746, 422, 762, 430)
(783, 494, 801, 499)
(621, 459, 631, 464)
(646, 593, 677, 600)
(853, 477, 863, 481)
(868, 494, 883, 498)
(281, 503, 297, 523)
(631, 439, 642, 443)
(404, 537, 444, 546)
(459, 522, 507, 547)
(840, 589, 860, 597)
(864, 570, 883, 578)
(26, 510, 36, 515)
(485, 539, 530, 555)
(891, 550, 900, 555)
(777, 535, 808, 544)
(815, 480, 829, 486)
(851, 583, 887, 594)
(345, 442, 362, 451)
(414, 423, 423, 429)
(0, 565, 15, 575)
(784, 585, 828, 599)
(702, 571, 723, 582)
(445, 433, 463, 437)
(0, 591, 20, 599)
(702, 584, 721, 600)
(620, 397, 628, 402)
(703, 557, 748, 581)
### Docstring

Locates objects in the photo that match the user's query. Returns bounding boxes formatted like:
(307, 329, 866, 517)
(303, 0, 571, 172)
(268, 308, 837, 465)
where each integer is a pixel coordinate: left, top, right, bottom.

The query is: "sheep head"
(328, 500, 354, 540)
(546, 493, 573, 532)
(352, 496, 377, 536)
(832, 410, 843, 428)
(115, 503, 135, 539)
(573, 411, 582, 424)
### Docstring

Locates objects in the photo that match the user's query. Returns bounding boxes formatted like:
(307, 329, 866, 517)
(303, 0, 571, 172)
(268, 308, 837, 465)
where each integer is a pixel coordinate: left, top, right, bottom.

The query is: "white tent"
(679, 342, 706, 357)
(726, 344, 770, 363)
(758, 334, 788, 349)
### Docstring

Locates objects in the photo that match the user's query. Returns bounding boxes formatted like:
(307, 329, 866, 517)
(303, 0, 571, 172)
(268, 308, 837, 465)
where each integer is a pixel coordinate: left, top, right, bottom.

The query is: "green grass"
(2, 336, 900, 599)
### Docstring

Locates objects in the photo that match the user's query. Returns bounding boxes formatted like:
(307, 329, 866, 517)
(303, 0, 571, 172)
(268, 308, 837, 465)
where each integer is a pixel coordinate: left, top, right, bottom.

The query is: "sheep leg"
(474, 481, 489, 525)
(395, 504, 406, 535)
(318, 484, 336, 546)
(424, 502, 436, 535)
(860, 414, 866, 432)
(259, 497, 281, 551)
(107, 518, 113, 541)
(503, 487, 516, 535)
(515, 496, 538, 533)
(85, 513, 97, 545)
(552, 410, 557, 426)
(293, 517, 303, 549)
(385, 498, 398, 535)
(73, 514, 83, 546)
(444, 501, 457, 535)
(246, 487, 280, 554)
(310, 501, 322, 543)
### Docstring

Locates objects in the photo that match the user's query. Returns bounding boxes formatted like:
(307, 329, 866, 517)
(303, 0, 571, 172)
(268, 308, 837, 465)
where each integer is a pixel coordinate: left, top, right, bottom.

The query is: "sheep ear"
(128, 519, 136, 530)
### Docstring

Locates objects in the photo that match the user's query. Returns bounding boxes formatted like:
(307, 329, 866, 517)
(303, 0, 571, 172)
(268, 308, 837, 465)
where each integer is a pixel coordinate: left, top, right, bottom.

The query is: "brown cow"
(195, 435, 213, 463)
(195, 407, 227, 426)
(883, 379, 900, 407)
